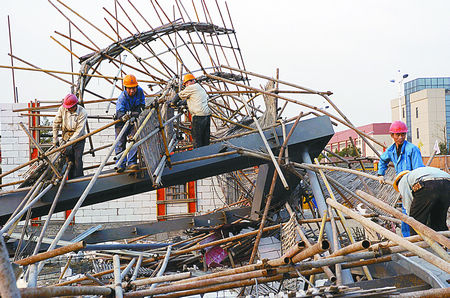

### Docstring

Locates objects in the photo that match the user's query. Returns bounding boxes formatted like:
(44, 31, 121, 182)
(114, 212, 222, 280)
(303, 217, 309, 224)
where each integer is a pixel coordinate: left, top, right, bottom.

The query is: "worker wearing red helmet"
(378, 120, 424, 236)
(171, 73, 211, 148)
(115, 74, 145, 173)
(52, 93, 88, 179)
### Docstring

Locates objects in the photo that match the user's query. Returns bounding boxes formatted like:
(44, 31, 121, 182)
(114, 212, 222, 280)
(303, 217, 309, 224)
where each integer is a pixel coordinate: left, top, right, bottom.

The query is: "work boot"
(116, 166, 125, 173)
(128, 164, 139, 171)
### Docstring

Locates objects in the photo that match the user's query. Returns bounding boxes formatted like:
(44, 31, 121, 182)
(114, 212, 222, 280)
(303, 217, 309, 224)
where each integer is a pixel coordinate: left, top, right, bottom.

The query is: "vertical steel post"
(301, 151, 354, 284)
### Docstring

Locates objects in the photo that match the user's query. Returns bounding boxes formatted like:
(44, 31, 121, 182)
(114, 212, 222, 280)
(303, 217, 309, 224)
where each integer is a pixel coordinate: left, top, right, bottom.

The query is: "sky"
(1, 0, 450, 131)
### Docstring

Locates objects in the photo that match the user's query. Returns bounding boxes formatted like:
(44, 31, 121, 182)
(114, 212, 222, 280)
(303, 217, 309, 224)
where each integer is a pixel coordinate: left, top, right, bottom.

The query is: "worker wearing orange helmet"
(171, 73, 211, 148)
(393, 167, 450, 235)
(378, 120, 424, 236)
(52, 93, 88, 179)
(115, 74, 146, 173)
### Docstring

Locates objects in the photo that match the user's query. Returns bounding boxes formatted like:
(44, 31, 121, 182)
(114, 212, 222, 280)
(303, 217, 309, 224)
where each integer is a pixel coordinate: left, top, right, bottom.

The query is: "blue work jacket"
(116, 86, 145, 114)
(377, 141, 424, 176)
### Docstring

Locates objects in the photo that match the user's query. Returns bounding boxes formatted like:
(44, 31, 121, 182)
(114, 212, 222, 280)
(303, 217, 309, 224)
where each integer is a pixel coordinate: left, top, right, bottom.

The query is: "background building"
(326, 123, 391, 157)
(391, 77, 450, 156)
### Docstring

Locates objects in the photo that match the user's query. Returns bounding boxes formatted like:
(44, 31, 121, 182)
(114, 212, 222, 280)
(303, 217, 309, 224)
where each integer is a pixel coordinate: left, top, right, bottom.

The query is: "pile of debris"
(0, 1, 449, 297)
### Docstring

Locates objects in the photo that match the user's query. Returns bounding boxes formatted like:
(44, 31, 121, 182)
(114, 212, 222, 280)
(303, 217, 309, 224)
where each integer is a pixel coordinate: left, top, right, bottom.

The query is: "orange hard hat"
(62, 94, 78, 109)
(183, 74, 195, 85)
(123, 74, 138, 88)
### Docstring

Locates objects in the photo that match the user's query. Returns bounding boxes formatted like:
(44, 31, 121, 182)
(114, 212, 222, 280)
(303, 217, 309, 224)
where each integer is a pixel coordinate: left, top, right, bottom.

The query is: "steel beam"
(0, 116, 334, 223)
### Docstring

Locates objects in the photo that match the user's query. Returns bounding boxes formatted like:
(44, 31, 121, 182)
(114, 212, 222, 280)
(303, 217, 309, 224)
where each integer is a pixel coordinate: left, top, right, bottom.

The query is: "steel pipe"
(356, 190, 450, 249)
(327, 198, 450, 274)
(15, 241, 85, 266)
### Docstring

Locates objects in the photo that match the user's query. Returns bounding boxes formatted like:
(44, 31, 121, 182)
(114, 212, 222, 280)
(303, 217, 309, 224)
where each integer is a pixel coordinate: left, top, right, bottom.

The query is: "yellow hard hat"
(183, 73, 195, 85)
(393, 170, 410, 192)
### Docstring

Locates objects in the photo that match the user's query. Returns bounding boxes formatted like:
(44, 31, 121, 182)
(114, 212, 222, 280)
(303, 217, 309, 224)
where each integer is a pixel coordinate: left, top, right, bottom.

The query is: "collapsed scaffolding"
(0, 0, 449, 297)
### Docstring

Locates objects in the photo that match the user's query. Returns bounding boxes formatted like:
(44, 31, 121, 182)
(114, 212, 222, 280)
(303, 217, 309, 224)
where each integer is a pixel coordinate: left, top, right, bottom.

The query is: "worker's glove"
(131, 111, 140, 118)
(377, 175, 385, 185)
(121, 113, 131, 122)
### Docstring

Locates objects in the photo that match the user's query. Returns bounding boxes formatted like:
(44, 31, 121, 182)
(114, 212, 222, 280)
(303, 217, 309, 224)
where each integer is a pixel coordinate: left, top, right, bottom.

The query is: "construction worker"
(115, 74, 145, 173)
(377, 120, 424, 236)
(377, 121, 424, 177)
(171, 73, 211, 148)
(393, 167, 450, 235)
(52, 94, 88, 179)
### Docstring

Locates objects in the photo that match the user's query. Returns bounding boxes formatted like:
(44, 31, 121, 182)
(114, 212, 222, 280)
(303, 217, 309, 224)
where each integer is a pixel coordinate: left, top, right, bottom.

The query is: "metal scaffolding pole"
(300, 151, 354, 284)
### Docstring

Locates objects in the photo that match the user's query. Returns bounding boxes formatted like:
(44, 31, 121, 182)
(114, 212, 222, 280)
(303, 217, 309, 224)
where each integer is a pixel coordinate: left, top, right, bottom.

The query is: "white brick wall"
(1, 103, 229, 224)
(0, 103, 30, 190)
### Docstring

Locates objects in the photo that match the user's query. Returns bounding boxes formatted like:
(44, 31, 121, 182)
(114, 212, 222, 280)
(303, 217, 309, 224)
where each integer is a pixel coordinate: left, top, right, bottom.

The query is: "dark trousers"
(65, 139, 85, 179)
(192, 115, 211, 148)
(409, 179, 450, 235)
(115, 122, 137, 168)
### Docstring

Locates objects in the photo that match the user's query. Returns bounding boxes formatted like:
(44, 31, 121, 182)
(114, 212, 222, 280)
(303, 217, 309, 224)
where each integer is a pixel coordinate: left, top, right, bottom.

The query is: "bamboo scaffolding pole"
(206, 73, 386, 149)
(394, 287, 450, 298)
(314, 158, 373, 280)
(248, 113, 302, 264)
(54, 224, 282, 286)
(326, 198, 450, 273)
(34, 121, 131, 278)
(0, 65, 163, 85)
(19, 122, 62, 179)
(0, 119, 121, 180)
(355, 190, 450, 249)
(15, 241, 85, 266)
(126, 272, 191, 287)
(20, 286, 112, 298)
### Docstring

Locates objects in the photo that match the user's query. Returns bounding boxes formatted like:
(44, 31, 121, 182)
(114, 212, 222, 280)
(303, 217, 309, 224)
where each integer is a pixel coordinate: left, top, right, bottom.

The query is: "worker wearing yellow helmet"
(171, 73, 212, 148)
(393, 167, 450, 235)
(115, 74, 145, 173)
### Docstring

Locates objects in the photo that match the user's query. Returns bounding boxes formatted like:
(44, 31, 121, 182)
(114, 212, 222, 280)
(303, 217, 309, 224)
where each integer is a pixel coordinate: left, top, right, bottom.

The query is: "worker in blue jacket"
(378, 120, 424, 236)
(115, 74, 145, 173)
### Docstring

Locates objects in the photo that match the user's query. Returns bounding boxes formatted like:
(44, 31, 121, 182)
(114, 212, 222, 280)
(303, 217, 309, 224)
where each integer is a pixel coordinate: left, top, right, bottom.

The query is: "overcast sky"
(1, 1, 450, 131)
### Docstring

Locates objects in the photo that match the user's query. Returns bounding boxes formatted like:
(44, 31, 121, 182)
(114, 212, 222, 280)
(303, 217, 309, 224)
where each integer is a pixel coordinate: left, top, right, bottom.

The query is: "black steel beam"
(0, 116, 334, 223)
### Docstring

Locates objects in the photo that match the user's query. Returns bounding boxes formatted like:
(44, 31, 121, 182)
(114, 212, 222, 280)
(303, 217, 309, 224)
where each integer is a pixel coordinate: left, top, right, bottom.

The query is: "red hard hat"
(389, 121, 408, 133)
(63, 94, 79, 109)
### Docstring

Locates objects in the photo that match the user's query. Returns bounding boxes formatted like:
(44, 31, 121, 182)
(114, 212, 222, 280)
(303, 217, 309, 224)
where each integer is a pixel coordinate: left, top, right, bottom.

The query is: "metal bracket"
(392, 253, 448, 288)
